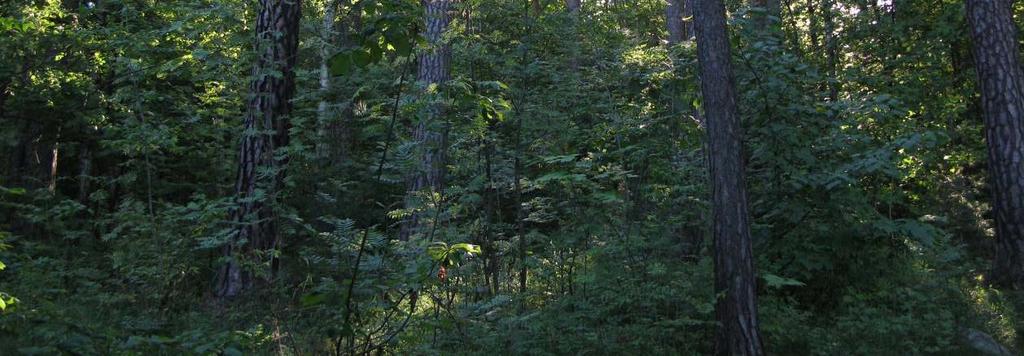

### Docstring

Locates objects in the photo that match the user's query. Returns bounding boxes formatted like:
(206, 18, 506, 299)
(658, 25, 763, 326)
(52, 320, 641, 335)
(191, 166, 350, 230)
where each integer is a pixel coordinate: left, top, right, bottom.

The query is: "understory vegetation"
(1, 0, 1023, 354)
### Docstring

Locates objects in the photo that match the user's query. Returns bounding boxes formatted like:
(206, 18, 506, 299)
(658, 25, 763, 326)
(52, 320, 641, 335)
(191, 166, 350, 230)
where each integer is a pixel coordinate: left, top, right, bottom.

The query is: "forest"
(1, 0, 1024, 354)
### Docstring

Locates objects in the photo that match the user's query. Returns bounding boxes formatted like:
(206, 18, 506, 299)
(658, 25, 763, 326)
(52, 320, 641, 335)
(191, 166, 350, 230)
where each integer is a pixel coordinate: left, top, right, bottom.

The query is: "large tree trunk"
(965, 0, 1024, 289)
(217, 0, 302, 298)
(693, 0, 766, 354)
(401, 0, 452, 240)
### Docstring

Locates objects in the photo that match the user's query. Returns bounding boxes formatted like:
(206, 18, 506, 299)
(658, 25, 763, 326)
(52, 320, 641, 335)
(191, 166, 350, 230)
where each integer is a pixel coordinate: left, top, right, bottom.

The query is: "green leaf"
(393, 36, 413, 57)
(427, 242, 448, 261)
(328, 52, 354, 76)
(451, 243, 482, 255)
(762, 273, 805, 288)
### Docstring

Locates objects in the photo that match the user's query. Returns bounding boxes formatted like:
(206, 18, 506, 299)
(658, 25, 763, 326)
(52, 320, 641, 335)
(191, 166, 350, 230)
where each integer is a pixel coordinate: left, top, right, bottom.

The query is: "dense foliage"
(1, 0, 1022, 354)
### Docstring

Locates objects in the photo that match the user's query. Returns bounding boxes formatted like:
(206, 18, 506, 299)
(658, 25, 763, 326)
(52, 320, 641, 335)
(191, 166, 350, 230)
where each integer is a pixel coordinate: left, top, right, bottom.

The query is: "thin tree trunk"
(823, 0, 838, 103)
(965, 0, 1024, 289)
(807, 0, 819, 53)
(401, 0, 452, 240)
(217, 0, 302, 298)
(515, 148, 527, 293)
(683, 0, 694, 40)
(316, 0, 337, 160)
(516, 0, 535, 295)
(48, 138, 59, 194)
(484, 143, 500, 295)
(693, 0, 765, 354)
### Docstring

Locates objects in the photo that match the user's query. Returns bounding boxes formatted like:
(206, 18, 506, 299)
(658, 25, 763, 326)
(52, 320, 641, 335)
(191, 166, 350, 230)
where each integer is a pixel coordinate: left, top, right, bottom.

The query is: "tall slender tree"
(965, 0, 1024, 289)
(316, 0, 338, 160)
(401, 0, 452, 240)
(217, 0, 302, 298)
(693, 0, 766, 354)
(823, 0, 838, 103)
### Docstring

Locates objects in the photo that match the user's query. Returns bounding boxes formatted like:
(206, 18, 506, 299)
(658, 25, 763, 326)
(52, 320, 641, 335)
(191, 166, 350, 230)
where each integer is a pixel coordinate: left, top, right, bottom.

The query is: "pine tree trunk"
(401, 0, 452, 240)
(693, 0, 766, 354)
(965, 0, 1024, 289)
(217, 0, 302, 298)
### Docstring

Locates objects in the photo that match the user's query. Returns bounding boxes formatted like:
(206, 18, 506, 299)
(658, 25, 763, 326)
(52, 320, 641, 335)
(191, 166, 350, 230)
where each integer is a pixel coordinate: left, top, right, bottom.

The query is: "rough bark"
(966, 0, 1024, 289)
(401, 0, 452, 240)
(693, 0, 766, 354)
(217, 0, 302, 298)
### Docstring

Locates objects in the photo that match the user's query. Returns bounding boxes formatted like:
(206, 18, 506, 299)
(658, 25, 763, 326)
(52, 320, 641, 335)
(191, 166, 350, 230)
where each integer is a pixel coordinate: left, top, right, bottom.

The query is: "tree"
(667, 0, 695, 45)
(217, 0, 303, 298)
(693, 0, 766, 354)
(965, 0, 1024, 289)
(666, 0, 684, 44)
(316, 0, 338, 159)
(401, 0, 452, 240)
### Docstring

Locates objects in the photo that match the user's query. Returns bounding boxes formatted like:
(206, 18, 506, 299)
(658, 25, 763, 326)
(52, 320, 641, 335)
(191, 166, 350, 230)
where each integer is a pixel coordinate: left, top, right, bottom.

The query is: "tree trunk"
(666, 0, 684, 45)
(48, 138, 59, 194)
(401, 0, 452, 240)
(683, 0, 694, 40)
(667, 0, 697, 44)
(316, 0, 337, 160)
(217, 0, 302, 298)
(693, 0, 766, 354)
(807, 0, 819, 53)
(965, 0, 1024, 289)
(823, 0, 838, 103)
